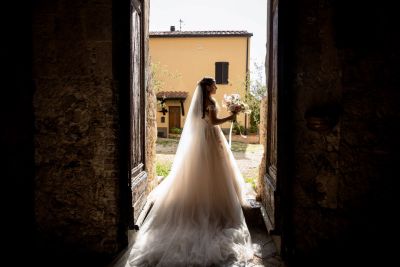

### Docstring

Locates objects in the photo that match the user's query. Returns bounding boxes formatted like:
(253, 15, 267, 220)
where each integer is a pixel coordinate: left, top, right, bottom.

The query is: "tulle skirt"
(128, 123, 253, 266)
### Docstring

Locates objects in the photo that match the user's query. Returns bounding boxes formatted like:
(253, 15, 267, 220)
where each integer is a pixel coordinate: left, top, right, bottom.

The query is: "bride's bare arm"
(208, 109, 236, 125)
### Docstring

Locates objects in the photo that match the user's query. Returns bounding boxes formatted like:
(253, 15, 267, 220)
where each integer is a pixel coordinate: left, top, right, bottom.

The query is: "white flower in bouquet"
(222, 94, 252, 114)
(222, 93, 251, 148)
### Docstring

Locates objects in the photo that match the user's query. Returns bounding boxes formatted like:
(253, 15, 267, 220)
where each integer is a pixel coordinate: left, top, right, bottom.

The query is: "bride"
(127, 77, 253, 266)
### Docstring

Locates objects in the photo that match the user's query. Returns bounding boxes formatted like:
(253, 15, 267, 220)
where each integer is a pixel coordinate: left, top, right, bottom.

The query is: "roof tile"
(157, 91, 189, 100)
(150, 30, 253, 38)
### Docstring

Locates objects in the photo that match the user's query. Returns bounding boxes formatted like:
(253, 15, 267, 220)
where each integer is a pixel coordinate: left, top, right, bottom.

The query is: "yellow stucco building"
(149, 29, 252, 137)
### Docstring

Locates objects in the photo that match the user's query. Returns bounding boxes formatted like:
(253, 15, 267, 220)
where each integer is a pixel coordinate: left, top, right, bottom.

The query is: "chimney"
(170, 26, 175, 31)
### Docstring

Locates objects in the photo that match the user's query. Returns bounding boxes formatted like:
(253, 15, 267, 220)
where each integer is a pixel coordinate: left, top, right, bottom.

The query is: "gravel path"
(156, 137, 264, 188)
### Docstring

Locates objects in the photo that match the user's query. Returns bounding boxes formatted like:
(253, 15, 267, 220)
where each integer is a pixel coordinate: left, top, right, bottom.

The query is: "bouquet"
(222, 94, 252, 115)
(222, 94, 251, 148)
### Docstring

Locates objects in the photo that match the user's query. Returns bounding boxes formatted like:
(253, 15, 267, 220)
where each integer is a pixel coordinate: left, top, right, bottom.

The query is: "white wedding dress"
(127, 85, 253, 266)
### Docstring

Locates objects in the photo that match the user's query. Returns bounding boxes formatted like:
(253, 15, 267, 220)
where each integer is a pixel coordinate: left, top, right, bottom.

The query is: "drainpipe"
(244, 36, 250, 134)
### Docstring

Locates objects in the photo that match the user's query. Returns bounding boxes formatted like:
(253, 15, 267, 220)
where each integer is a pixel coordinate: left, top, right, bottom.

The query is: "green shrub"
(245, 177, 257, 191)
(249, 124, 258, 134)
(170, 127, 182, 134)
(156, 162, 172, 177)
(233, 123, 245, 135)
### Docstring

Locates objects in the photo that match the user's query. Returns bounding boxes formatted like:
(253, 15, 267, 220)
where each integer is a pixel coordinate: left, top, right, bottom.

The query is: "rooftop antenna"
(179, 19, 184, 31)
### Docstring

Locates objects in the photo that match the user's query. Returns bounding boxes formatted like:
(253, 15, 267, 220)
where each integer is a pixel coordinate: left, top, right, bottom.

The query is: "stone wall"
(145, 79, 158, 193)
(290, 0, 342, 254)
(143, 0, 157, 194)
(257, 96, 268, 200)
(32, 0, 120, 261)
(287, 0, 399, 265)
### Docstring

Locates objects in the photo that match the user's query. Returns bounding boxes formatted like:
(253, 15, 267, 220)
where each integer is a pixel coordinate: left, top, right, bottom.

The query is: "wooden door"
(129, 0, 147, 224)
(264, 0, 279, 233)
(168, 106, 181, 131)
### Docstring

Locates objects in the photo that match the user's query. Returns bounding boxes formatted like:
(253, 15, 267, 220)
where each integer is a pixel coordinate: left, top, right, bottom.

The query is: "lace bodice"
(206, 103, 217, 112)
(203, 103, 218, 125)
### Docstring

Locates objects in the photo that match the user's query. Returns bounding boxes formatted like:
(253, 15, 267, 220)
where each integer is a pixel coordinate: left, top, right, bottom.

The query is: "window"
(215, 62, 229, 84)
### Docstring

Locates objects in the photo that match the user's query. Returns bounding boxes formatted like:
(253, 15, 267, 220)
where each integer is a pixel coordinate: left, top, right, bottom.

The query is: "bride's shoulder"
(206, 98, 217, 111)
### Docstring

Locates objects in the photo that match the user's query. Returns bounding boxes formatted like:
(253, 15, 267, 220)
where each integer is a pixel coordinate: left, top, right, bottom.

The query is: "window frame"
(215, 62, 229, 84)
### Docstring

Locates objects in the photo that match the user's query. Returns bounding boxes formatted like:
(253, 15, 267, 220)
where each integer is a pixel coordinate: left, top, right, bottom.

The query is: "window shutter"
(215, 62, 229, 84)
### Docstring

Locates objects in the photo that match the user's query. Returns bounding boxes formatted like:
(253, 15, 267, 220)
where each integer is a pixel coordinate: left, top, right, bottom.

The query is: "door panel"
(168, 106, 181, 131)
(130, 0, 147, 224)
(264, 0, 279, 232)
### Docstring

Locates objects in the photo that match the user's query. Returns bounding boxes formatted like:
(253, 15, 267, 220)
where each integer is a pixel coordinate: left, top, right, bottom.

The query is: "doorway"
(168, 106, 181, 132)
(122, 0, 284, 263)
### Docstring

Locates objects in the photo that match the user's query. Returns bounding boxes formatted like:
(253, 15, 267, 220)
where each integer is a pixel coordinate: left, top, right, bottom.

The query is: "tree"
(245, 62, 267, 133)
(151, 61, 181, 93)
(151, 61, 181, 112)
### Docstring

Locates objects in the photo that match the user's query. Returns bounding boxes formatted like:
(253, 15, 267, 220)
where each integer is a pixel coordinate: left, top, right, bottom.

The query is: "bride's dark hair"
(199, 77, 215, 118)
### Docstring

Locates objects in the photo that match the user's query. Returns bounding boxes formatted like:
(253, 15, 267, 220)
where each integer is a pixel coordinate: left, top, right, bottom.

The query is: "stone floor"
(242, 200, 284, 267)
(110, 198, 284, 267)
